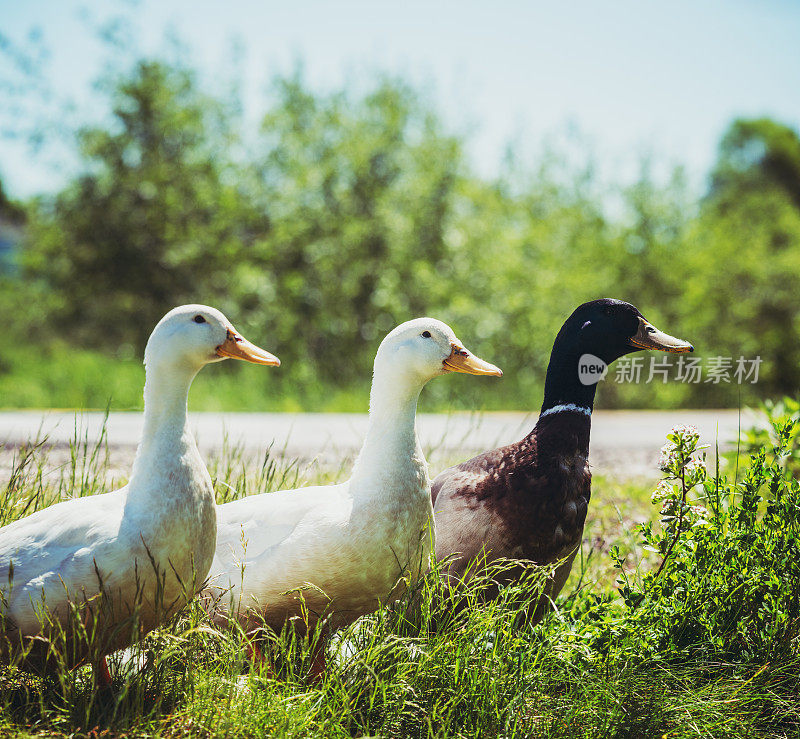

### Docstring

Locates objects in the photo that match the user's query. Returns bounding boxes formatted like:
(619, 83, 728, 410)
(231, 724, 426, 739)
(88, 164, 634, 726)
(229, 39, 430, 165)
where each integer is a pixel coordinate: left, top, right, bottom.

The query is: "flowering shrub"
(609, 411, 800, 663)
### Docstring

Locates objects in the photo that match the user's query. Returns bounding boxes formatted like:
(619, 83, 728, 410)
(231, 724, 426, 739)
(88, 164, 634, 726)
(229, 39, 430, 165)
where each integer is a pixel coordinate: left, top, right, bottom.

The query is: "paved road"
(0, 409, 759, 480)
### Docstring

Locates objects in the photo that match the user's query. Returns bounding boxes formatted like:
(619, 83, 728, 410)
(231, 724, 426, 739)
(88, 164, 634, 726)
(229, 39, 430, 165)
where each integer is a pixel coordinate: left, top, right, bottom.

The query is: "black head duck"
(431, 298, 693, 620)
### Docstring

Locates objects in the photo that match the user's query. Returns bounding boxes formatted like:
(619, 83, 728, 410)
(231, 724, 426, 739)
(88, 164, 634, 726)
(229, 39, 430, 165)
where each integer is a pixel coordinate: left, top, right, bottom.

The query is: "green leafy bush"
(602, 408, 800, 664)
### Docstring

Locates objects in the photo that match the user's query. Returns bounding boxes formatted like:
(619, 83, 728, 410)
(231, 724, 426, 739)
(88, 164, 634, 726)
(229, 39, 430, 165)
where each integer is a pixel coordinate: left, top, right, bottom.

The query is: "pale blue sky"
(1, 0, 799, 198)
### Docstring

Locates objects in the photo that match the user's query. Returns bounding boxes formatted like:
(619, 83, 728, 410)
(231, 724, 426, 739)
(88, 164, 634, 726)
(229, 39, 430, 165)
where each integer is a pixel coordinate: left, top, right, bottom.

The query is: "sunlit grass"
(0, 418, 797, 738)
(0, 343, 729, 413)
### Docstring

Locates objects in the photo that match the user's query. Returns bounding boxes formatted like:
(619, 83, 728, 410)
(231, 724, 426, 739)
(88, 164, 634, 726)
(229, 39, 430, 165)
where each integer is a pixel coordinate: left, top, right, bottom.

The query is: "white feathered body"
(206, 316, 496, 638)
(0, 430, 216, 666)
(0, 302, 259, 671)
(209, 430, 433, 632)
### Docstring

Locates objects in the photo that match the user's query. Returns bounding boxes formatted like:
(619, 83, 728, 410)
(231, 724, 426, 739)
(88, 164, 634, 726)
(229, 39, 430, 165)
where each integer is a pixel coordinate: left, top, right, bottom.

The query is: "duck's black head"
(567, 298, 693, 366)
(541, 298, 693, 415)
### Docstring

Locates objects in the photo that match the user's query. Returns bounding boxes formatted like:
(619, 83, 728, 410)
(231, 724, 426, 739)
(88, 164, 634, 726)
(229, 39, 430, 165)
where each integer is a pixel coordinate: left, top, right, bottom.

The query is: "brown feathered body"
(432, 411, 591, 618)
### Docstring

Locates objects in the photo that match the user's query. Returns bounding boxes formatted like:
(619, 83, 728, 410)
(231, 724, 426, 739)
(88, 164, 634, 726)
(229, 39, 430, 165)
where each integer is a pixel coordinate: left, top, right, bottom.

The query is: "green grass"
(0, 343, 367, 412)
(0, 341, 525, 413)
(1, 417, 798, 738)
(0, 342, 742, 413)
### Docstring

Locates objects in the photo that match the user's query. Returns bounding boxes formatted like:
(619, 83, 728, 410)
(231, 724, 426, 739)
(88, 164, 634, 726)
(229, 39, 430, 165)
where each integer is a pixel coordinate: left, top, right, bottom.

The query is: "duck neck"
(534, 333, 596, 455)
(129, 361, 201, 492)
(350, 369, 425, 493)
(540, 336, 598, 418)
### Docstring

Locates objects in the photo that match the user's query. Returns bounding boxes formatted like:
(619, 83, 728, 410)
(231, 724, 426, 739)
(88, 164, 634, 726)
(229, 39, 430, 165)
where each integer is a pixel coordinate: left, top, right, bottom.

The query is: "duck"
(0, 304, 279, 687)
(205, 317, 502, 677)
(431, 299, 693, 620)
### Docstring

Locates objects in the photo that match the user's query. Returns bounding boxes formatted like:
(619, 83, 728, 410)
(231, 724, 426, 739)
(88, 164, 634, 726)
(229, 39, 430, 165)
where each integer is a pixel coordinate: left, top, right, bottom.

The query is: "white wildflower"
(684, 457, 707, 484)
(660, 499, 676, 516)
(659, 445, 679, 473)
(671, 424, 700, 442)
(651, 480, 674, 504)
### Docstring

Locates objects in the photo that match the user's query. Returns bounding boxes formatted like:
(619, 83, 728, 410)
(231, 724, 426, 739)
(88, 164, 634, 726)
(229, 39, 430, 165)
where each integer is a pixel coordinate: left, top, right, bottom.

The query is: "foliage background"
(2, 44, 800, 411)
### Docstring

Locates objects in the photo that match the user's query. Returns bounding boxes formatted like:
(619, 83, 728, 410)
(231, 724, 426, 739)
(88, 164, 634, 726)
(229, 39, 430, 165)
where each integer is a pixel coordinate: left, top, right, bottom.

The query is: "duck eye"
(193, 315, 206, 324)
(421, 331, 432, 338)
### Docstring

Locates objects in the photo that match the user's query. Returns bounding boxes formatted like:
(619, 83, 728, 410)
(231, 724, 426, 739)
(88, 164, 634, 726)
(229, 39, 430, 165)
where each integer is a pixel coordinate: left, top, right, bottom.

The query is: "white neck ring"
(539, 403, 592, 419)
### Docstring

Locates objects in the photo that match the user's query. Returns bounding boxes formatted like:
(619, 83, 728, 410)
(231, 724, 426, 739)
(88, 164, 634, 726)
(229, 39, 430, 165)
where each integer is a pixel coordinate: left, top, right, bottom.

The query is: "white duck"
(206, 317, 501, 677)
(0, 304, 279, 686)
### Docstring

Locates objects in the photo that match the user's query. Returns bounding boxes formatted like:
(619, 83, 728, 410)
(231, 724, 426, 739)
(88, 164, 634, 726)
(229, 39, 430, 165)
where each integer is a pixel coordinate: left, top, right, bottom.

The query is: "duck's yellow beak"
(443, 343, 503, 376)
(216, 328, 280, 366)
(629, 318, 693, 354)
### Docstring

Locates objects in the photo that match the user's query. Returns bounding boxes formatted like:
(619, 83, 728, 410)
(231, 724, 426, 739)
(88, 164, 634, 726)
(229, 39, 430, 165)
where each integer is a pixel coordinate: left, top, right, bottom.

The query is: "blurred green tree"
(0, 179, 25, 225)
(680, 118, 800, 399)
(240, 74, 464, 386)
(709, 118, 800, 212)
(13, 57, 800, 410)
(25, 60, 268, 352)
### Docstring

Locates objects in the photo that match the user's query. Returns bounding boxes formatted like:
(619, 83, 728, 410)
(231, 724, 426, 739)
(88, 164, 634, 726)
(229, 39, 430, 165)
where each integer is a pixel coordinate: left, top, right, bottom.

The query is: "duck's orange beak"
(443, 343, 503, 376)
(216, 327, 280, 366)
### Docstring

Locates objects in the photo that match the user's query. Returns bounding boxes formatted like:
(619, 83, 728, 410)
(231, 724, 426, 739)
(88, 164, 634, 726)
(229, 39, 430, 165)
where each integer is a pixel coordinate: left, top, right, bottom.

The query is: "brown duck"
(431, 299, 693, 619)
